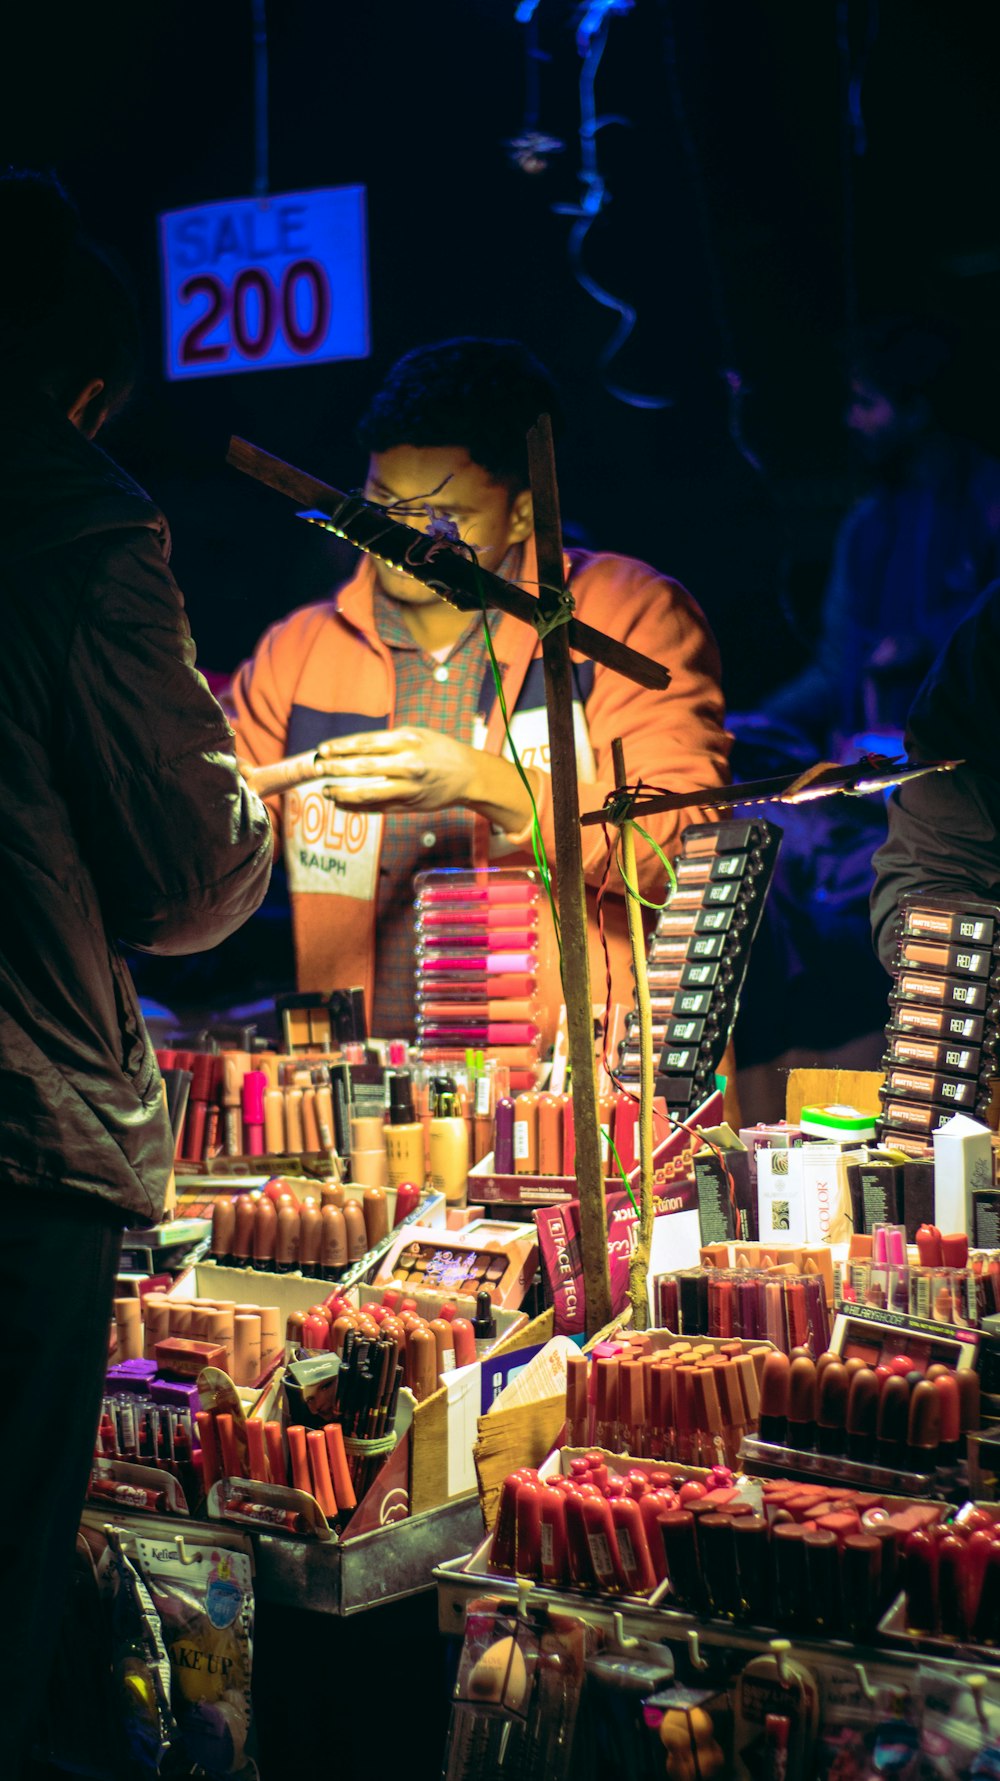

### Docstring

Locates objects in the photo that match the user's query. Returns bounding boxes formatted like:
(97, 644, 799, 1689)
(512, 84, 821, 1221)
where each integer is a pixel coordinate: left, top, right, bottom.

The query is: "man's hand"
(317, 727, 536, 834)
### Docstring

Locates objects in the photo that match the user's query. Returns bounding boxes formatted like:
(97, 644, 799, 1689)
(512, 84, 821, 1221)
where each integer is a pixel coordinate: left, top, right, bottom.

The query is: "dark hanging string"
(835, 0, 880, 331)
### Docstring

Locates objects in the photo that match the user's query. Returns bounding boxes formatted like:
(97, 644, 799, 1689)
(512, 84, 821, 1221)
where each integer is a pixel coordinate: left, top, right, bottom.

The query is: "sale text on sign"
(159, 186, 368, 380)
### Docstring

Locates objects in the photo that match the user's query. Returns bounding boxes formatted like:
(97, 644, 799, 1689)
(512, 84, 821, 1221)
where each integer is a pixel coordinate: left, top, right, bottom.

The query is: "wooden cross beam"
(226, 436, 669, 693)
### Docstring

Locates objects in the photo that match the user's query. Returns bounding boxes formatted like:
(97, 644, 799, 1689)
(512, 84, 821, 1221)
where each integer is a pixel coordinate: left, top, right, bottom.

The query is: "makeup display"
(651, 1263, 832, 1355)
(453, 1442, 1000, 1775)
(414, 868, 555, 1090)
(617, 818, 782, 1116)
(563, 1336, 769, 1467)
(878, 895, 1000, 1150)
(57, 865, 1000, 1777)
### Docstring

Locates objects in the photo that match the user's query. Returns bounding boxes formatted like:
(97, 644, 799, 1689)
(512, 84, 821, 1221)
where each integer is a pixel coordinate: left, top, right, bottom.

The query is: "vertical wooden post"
(612, 738, 655, 1331)
(527, 415, 613, 1336)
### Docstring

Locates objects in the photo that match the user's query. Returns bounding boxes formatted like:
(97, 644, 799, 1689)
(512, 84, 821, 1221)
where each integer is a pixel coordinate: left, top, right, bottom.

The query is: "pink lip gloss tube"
(241, 1071, 268, 1157)
(420, 884, 538, 905)
(420, 954, 537, 973)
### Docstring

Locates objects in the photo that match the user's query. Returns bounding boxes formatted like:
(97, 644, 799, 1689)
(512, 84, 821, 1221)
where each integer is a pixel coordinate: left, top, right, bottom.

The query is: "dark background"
(5, 0, 1000, 711)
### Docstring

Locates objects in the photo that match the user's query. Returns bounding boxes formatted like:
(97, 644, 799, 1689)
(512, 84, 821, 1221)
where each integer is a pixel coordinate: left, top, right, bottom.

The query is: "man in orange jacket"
(230, 337, 730, 1046)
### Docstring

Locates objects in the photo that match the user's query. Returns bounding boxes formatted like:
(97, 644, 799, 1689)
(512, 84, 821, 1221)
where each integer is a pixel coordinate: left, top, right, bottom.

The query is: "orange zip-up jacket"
(230, 542, 731, 1046)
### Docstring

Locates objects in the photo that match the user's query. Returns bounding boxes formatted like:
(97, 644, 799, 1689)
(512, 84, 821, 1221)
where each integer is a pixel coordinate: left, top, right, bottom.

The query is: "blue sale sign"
(159, 186, 369, 380)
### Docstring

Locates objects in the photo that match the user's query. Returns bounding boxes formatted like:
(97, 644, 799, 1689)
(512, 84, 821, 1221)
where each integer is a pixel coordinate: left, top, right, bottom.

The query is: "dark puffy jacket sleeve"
(60, 529, 273, 953)
(870, 580, 1000, 969)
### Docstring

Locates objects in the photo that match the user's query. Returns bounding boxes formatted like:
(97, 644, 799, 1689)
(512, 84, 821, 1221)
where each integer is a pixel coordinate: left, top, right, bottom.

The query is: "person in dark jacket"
(0, 173, 272, 1773)
(871, 579, 1000, 968)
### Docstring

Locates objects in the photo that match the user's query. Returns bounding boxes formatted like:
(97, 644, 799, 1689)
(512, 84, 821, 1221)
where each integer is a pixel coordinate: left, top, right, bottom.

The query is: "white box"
(933, 1112, 993, 1233)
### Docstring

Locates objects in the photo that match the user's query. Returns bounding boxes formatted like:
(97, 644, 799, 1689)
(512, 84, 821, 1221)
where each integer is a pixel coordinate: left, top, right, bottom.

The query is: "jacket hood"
(0, 400, 169, 563)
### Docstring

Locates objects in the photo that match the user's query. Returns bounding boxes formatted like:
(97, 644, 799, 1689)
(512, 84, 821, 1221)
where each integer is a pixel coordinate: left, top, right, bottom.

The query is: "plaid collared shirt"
(371, 591, 494, 1040)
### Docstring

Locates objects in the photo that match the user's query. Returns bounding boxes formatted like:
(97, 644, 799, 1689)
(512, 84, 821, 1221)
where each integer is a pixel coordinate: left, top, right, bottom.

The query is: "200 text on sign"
(159, 186, 369, 380)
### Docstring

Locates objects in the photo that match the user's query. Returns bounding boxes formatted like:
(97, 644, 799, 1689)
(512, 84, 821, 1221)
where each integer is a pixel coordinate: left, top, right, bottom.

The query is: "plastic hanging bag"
(136, 1538, 258, 1778)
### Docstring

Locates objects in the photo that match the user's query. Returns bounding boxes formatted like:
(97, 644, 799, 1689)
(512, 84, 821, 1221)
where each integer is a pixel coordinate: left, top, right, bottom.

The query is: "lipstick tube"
(733, 1513, 769, 1621)
(583, 1494, 629, 1593)
(758, 1352, 790, 1445)
(252, 1196, 277, 1271)
(937, 1533, 967, 1639)
(210, 1195, 236, 1265)
(611, 1494, 657, 1595)
(320, 1205, 347, 1278)
(451, 1317, 477, 1368)
(698, 1512, 739, 1617)
(231, 1192, 257, 1267)
(814, 1360, 848, 1456)
(875, 1373, 910, 1468)
(659, 1509, 704, 1611)
(786, 1356, 818, 1451)
(342, 1199, 368, 1262)
(538, 1484, 569, 1587)
(772, 1522, 809, 1627)
(903, 1529, 938, 1633)
(298, 1199, 322, 1274)
(638, 1492, 673, 1584)
(841, 1533, 882, 1639)
(907, 1379, 942, 1473)
(564, 1486, 600, 1587)
(514, 1479, 543, 1578)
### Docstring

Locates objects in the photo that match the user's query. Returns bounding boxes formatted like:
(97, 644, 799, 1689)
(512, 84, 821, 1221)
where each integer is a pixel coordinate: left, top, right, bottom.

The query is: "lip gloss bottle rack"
(652, 1265, 831, 1357)
(412, 867, 554, 1089)
(563, 1335, 772, 1471)
(878, 894, 1000, 1151)
(616, 818, 782, 1117)
(158, 1047, 360, 1169)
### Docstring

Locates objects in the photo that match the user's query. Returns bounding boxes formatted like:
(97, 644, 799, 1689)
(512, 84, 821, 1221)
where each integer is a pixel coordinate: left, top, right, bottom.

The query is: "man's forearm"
(463, 751, 536, 835)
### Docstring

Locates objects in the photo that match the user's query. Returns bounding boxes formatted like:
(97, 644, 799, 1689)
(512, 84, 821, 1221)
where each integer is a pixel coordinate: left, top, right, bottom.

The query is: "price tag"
(159, 186, 368, 380)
